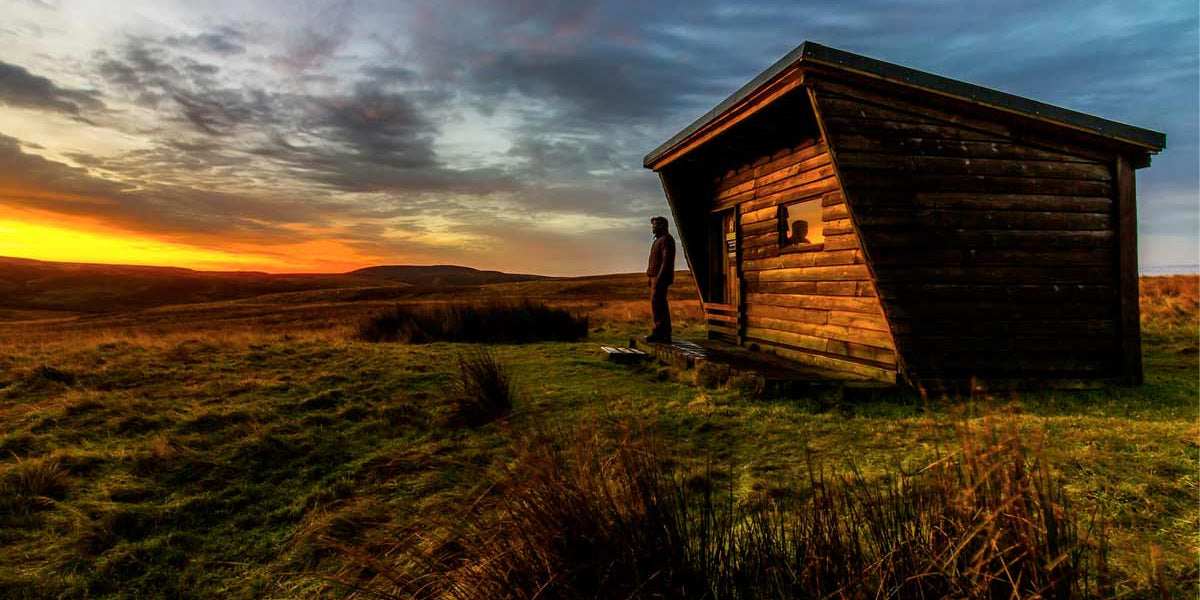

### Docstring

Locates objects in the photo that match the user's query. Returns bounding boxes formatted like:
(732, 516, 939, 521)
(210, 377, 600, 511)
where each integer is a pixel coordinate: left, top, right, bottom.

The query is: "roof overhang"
(644, 42, 1167, 171)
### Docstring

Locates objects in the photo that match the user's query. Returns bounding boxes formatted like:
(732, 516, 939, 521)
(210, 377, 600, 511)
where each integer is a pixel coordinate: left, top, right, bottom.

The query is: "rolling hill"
(349, 265, 549, 286)
(0, 257, 552, 316)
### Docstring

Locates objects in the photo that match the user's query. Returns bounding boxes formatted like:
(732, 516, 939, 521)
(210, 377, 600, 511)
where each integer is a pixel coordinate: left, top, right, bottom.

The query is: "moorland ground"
(0, 271, 1196, 598)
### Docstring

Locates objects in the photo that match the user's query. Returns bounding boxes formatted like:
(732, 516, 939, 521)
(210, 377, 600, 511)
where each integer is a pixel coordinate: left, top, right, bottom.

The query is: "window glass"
(778, 200, 824, 248)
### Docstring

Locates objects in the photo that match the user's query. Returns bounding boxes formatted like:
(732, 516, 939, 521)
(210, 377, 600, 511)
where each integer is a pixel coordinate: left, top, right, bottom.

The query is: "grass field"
(0, 273, 1195, 598)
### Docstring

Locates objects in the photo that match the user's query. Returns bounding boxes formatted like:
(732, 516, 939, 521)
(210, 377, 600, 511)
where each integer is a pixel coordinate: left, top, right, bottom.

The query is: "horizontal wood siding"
(812, 83, 1121, 382)
(713, 138, 898, 382)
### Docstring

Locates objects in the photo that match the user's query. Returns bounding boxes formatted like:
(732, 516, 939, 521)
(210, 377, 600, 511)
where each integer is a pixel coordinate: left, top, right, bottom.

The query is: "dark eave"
(644, 42, 1167, 169)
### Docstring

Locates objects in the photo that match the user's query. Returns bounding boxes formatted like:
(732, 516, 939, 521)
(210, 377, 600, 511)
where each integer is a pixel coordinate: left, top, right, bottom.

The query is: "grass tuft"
(356, 300, 588, 343)
(332, 418, 1113, 599)
(449, 348, 516, 428)
(1, 454, 72, 519)
(32, 365, 76, 385)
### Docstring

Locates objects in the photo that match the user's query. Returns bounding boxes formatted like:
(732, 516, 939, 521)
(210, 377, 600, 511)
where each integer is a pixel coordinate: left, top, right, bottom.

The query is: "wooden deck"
(629, 337, 894, 397)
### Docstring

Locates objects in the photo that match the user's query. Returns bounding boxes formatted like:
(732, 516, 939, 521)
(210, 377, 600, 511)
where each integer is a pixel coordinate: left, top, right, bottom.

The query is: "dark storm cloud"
(307, 82, 437, 167)
(164, 25, 249, 56)
(96, 38, 269, 135)
(0, 61, 105, 120)
(90, 34, 516, 199)
(395, 0, 1196, 240)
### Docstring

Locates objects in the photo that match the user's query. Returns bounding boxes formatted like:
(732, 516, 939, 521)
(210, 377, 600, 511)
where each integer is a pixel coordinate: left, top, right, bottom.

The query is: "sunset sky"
(1, 0, 1196, 275)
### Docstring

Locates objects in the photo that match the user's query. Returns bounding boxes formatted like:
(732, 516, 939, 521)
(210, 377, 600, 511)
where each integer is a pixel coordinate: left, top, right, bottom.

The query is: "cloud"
(0, 61, 105, 121)
(0, 133, 337, 243)
(164, 25, 249, 56)
(0, 0, 1194, 274)
(271, 1, 356, 75)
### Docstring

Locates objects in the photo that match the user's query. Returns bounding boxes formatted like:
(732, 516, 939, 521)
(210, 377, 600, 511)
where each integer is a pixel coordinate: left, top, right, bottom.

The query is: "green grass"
(0, 298, 1195, 598)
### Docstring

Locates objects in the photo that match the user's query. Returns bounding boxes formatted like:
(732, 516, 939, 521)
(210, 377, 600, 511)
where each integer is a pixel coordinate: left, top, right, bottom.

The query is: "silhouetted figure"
(645, 216, 675, 342)
(788, 219, 811, 245)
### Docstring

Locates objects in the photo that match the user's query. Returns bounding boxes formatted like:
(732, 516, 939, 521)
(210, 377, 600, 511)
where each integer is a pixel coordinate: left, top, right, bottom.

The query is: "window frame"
(776, 198, 825, 254)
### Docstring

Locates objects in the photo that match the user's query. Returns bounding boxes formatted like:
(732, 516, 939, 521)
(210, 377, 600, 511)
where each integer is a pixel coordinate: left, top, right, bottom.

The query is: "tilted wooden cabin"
(644, 42, 1166, 392)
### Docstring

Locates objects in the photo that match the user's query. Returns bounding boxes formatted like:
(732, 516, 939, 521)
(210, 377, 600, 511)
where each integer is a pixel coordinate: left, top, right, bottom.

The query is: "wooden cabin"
(644, 42, 1166, 392)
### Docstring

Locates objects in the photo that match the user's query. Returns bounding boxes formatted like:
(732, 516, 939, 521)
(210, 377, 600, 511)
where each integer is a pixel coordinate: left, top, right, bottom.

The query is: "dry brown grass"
(326, 418, 1114, 600)
(1141, 274, 1199, 332)
(0, 273, 1187, 357)
(0, 276, 705, 351)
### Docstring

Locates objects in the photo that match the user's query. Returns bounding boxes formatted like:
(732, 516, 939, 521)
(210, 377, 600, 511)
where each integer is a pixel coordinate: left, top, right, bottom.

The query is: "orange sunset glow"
(0, 211, 379, 273)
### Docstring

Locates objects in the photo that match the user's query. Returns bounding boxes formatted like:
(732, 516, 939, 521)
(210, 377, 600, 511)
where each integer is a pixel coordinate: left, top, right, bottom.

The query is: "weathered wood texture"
(1116, 155, 1143, 384)
(812, 84, 1124, 381)
(712, 138, 898, 381)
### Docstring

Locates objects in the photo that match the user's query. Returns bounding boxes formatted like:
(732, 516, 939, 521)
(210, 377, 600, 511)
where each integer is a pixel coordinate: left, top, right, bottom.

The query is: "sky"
(0, 0, 1196, 276)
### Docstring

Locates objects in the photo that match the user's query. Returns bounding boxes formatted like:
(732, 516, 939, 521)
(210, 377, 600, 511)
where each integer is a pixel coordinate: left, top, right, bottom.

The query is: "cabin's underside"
(651, 51, 1161, 392)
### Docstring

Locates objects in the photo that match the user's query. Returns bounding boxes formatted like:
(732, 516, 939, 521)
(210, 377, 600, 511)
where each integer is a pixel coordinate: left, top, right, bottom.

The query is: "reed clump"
(330, 418, 1112, 599)
(356, 300, 588, 344)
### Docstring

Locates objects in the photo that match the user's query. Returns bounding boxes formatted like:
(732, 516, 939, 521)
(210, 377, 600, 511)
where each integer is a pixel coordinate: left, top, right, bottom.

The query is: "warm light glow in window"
(778, 200, 824, 247)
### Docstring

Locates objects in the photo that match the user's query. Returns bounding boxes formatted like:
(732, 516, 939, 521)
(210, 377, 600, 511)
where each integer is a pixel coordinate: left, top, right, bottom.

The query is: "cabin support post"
(1116, 154, 1142, 385)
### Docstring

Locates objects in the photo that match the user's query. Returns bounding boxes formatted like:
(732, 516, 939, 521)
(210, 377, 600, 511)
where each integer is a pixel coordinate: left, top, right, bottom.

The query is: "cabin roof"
(643, 42, 1166, 169)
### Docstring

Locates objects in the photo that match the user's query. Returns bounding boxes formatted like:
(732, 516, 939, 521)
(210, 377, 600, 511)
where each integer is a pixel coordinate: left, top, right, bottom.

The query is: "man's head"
(651, 216, 669, 236)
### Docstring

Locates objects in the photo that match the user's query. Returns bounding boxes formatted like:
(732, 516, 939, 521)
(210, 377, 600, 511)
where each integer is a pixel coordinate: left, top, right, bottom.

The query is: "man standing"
(645, 216, 676, 342)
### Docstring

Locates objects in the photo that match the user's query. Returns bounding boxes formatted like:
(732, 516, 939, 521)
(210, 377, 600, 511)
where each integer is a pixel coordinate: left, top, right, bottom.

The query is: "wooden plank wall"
(711, 138, 898, 382)
(810, 80, 1121, 385)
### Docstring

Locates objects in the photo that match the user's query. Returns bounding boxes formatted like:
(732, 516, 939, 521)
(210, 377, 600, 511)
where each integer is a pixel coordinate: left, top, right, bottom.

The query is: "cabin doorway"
(708, 209, 739, 305)
(720, 210, 739, 307)
(705, 209, 741, 341)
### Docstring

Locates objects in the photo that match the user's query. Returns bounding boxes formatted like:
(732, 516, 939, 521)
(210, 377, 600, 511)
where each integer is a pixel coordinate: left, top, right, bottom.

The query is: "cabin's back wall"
(811, 78, 1122, 384)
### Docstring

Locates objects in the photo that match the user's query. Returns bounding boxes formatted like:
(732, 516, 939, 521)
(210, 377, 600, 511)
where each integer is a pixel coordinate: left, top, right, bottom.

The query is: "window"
(777, 199, 824, 252)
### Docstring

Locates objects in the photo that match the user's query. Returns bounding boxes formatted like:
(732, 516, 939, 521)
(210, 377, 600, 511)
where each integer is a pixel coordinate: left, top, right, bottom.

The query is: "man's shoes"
(643, 334, 672, 343)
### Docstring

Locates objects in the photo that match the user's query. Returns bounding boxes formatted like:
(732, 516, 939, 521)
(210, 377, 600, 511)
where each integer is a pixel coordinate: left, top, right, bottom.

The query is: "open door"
(705, 209, 740, 341)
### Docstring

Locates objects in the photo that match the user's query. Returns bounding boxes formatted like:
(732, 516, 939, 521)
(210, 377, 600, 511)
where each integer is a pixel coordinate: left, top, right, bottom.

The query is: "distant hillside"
(350, 265, 548, 286)
(0, 257, 370, 314)
(0, 257, 549, 316)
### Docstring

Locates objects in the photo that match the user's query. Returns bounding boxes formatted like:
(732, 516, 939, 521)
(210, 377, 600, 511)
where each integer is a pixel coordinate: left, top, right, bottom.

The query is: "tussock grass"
(357, 300, 589, 343)
(1141, 274, 1199, 333)
(332, 419, 1113, 599)
(1, 454, 71, 520)
(448, 349, 516, 428)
